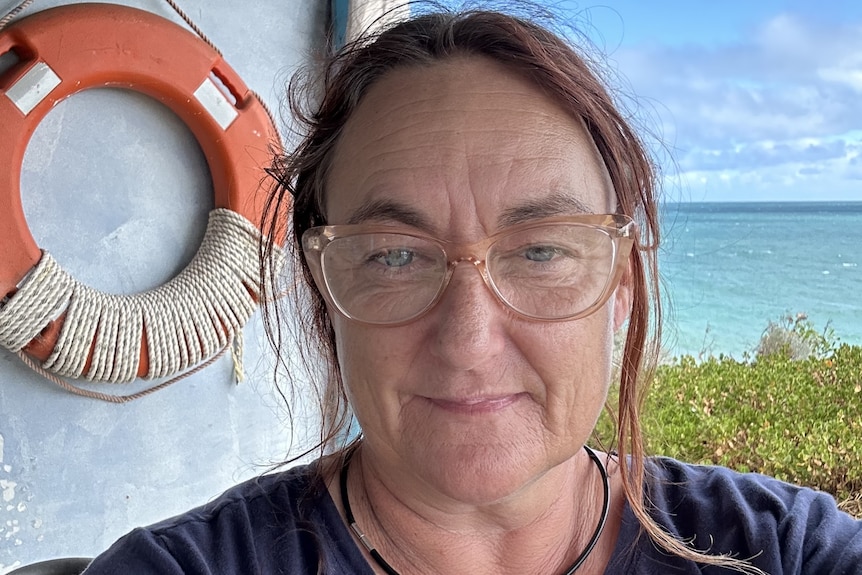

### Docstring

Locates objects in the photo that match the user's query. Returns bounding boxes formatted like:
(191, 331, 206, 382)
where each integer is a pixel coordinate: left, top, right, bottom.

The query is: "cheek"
(332, 317, 372, 391)
(331, 316, 421, 405)
(539, 308, 614, 368)
(524, 307, 615, 404)
(331, 317, 367, 403)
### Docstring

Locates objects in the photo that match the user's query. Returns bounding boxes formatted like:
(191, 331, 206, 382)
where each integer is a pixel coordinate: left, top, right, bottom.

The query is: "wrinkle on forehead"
(325, 56, 616, 231)
(574, 115, 616, 213)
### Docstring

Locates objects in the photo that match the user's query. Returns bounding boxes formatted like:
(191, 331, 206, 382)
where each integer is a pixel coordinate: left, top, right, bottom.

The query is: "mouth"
(428, 393, 526, 415)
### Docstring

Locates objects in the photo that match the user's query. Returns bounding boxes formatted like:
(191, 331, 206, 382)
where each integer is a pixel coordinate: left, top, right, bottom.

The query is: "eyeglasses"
(302, 214, 635, 326)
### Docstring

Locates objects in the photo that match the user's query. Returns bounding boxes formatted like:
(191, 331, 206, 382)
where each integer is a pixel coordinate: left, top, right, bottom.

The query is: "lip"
(428, 393, 525, 415)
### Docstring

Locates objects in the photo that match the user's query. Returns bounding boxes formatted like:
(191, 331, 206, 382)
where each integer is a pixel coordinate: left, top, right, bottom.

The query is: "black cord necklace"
(339, 445, 610, 575)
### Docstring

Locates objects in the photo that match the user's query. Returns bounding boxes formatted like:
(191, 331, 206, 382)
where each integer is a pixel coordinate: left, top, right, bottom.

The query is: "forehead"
(324, 56, 614, 233)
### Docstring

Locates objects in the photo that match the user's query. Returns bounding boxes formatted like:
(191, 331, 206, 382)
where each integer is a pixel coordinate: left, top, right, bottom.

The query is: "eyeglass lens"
(320, 224, 617, 324)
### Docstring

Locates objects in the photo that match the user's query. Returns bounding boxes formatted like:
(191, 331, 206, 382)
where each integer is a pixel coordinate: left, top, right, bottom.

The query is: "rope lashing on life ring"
(1, 210, 279, 383)
(0, 3, 284, 386)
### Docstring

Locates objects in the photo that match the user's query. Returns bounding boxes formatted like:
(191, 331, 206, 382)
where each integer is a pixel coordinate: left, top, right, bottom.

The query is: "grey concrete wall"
(0, 0, 325, 570)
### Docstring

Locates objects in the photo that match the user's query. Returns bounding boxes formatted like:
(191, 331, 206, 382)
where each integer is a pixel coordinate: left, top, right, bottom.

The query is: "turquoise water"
(659, 202, 862, 358)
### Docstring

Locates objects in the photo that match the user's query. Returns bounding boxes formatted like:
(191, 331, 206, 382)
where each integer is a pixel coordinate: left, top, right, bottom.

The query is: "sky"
(555, 0, 862, 202)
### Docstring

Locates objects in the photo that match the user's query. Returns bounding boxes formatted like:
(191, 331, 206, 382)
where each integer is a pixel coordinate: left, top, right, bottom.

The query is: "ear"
(612, 263, 633, 333)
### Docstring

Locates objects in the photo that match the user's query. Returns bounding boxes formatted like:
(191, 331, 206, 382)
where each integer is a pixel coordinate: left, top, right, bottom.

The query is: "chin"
(410, 432, 565, 505)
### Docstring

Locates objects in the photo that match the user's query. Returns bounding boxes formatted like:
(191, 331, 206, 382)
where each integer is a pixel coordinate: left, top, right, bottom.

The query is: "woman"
(84, 7, 862, 575)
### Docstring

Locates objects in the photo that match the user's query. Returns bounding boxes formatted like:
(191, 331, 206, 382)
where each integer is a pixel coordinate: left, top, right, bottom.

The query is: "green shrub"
(597, 319, 862, 513)
(755, 313, 837, 360)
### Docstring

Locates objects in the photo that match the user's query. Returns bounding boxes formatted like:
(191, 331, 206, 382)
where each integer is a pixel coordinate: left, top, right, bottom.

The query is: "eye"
(371, 248, 415, 268)
(523, 245, 565, 262)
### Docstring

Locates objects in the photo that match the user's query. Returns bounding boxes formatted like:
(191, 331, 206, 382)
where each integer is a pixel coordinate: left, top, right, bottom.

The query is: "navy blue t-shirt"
(83, 457, 862, 574)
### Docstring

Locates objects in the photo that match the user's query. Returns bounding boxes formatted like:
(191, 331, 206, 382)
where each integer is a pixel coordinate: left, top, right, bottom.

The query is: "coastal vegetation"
(598, 314, 862, 517)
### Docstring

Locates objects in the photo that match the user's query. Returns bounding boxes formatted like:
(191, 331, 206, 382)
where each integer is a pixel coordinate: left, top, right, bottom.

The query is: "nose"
(428, 261, 506, 370)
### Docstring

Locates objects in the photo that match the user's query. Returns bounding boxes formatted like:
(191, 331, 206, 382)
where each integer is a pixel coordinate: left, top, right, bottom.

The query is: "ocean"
(658, 201, 862, 359)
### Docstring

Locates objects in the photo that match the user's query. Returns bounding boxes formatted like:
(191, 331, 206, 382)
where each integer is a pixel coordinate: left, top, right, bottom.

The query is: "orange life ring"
(0, 3, 280, 378)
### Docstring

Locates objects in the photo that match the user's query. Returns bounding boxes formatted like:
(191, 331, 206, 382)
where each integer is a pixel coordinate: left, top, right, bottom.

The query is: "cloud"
(678, 139, 849, 172)
(797, 167, 822, 176)
(608, 12, 862, 193)
(845, 153, 862, 180)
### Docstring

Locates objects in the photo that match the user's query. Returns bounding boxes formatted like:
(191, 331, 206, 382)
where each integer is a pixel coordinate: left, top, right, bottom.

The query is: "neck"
(338, 444, 615, 575)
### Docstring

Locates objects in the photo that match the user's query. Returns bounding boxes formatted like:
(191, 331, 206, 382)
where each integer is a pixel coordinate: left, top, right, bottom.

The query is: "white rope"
(0, 208, 284, 383)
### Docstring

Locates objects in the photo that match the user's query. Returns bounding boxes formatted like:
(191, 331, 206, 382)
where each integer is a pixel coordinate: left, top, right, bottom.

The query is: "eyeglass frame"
(301, 213, 637, 326)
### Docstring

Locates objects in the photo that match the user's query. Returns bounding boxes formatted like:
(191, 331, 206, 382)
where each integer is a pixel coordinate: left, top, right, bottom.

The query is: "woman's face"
(324, 57, 630, 504)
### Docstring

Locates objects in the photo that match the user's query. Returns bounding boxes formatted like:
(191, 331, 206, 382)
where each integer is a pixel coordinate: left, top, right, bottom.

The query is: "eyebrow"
(498, 193, 595, 227)
(345, 199, 434, 230)
(345, 192, 596, 230)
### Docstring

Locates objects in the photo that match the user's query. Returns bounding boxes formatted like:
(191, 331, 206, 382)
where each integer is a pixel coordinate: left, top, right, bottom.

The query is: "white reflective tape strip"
(193, 77, 238, 130)
(5, 61, 62, 115)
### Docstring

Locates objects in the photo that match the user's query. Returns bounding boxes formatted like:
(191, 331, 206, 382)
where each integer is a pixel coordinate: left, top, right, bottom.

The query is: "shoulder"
(614, 456, 862, 574)
(645, 456, 833, 521)
(84, 463, 371, 575)
(145, 463, 320, 536)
